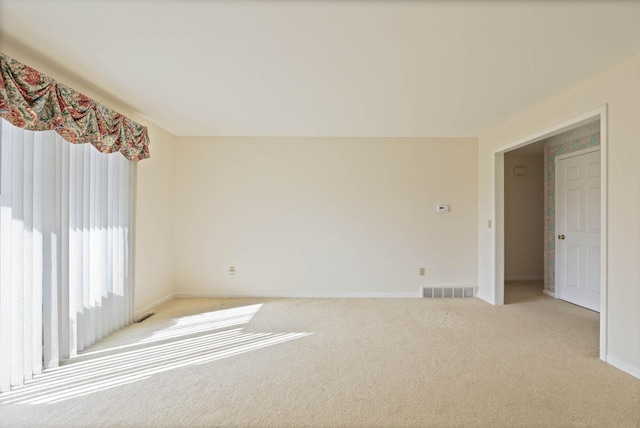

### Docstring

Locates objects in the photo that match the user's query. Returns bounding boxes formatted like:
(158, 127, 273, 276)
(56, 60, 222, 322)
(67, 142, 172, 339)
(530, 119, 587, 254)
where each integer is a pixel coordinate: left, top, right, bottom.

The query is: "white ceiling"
(2, 1, 640, 138)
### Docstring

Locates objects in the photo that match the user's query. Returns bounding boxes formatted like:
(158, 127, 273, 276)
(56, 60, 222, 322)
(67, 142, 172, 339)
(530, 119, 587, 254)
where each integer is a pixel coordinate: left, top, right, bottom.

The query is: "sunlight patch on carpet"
(0, 304, 312, 404)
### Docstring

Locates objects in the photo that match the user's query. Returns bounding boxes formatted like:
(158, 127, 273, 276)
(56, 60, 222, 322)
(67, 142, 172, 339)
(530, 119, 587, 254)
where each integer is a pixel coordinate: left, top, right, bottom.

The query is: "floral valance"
(0, 52, 149, 161)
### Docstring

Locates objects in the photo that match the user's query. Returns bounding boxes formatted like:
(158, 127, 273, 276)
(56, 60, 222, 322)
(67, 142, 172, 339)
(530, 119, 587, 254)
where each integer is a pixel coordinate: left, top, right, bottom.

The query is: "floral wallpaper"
(544, 124, 600, 293)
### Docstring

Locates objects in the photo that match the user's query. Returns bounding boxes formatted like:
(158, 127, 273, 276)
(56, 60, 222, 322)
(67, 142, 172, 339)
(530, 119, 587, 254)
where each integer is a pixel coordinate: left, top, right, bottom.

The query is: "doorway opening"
(494, 105, 607, 360)
(503, 144, 545, 304)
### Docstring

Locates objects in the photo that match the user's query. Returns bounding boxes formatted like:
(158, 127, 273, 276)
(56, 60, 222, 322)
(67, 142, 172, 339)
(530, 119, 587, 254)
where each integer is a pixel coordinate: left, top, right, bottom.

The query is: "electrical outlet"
(419, 267, 425, 276)
(229, 266, 236, 275)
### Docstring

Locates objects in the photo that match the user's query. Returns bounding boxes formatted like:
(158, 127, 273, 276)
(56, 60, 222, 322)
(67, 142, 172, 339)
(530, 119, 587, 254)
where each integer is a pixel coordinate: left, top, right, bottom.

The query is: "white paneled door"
(556, 149, 601, 312)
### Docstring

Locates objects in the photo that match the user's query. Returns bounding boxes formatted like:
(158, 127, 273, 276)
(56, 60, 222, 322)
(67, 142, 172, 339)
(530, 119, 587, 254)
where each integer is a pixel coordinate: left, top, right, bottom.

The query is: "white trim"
(542, 289, 557, 298)
(494, 107, 603, 154)
(494, 151, 505, 305)
(474, 292, 494, 305)
(420, 283, 477, 288)
(598, 112, 608, 360)
(134, 293, 175, 320)
(605, 355, 640, 380)
(554, 146, 600, 162)
(174, 291, 419, 299)
(492, 104, 608, 361)
(505, 276, 543, 281)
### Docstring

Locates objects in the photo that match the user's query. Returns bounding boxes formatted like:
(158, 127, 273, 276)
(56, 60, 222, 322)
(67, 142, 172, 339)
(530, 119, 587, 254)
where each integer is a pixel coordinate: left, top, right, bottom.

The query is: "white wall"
(0, 41, 177, 314)
(504, 154, 544, 280)
(174, 137, 478, 297)
(133, 126, 176, 312)
(478, 54, 640, 377)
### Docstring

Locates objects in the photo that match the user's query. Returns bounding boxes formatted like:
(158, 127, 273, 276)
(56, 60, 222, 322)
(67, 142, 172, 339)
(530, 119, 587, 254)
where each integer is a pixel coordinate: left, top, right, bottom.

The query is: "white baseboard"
(542, 289, 557, 298)
(474, 293, 495, 305)
(605, 355, 640, 380)
(420, 283, 476, 289)
(134, 293, 175, 320)
(174, 291, 418, 299)
(505, 276, 543, 281)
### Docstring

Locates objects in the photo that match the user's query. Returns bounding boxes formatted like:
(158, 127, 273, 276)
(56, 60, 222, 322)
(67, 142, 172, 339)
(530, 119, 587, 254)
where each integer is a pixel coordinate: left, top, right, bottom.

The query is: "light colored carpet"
(1, 281, 638, 427)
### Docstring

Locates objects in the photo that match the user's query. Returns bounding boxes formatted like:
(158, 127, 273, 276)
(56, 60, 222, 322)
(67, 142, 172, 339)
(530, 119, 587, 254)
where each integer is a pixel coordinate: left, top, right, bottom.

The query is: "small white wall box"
(514, 166, 528, 176)
(436, 204, 449, 213)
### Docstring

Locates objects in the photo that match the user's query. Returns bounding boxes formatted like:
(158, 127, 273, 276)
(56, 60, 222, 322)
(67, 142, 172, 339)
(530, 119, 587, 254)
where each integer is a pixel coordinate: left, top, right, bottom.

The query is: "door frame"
(492, 105, 608, 360)
(554, 147, 601, 310)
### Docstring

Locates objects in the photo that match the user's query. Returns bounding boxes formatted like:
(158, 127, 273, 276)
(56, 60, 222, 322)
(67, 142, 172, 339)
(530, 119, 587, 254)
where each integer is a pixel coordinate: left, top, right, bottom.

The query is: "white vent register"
(422, 286, 474, 298)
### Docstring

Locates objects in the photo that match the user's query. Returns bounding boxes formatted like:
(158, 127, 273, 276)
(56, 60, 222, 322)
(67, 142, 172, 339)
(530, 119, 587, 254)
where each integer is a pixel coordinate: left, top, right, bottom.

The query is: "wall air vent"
(422, 286, 474, 298)
(135, 313, 155, 323)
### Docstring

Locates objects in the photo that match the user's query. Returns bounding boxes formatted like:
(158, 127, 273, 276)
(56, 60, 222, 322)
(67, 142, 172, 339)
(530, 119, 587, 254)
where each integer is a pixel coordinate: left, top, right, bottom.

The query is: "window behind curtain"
(0, 119, 135, 392)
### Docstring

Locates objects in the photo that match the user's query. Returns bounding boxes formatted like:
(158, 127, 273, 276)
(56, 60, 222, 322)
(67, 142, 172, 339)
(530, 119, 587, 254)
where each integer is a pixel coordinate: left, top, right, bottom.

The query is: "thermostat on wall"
(436, 204, 449, 213)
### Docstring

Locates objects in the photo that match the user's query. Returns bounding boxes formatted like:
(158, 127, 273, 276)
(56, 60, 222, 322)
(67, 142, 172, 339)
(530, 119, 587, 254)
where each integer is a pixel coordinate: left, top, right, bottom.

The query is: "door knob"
(558, 234, 566, 240)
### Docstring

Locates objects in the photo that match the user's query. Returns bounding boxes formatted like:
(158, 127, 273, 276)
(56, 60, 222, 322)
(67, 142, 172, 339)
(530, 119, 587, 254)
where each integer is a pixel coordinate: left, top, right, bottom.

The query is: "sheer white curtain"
(0, 119, 134, 392)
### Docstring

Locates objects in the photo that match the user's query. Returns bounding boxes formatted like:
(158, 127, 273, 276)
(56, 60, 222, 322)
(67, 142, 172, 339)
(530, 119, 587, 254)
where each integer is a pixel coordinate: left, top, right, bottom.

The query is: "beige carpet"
(1, 281, 639, 427)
